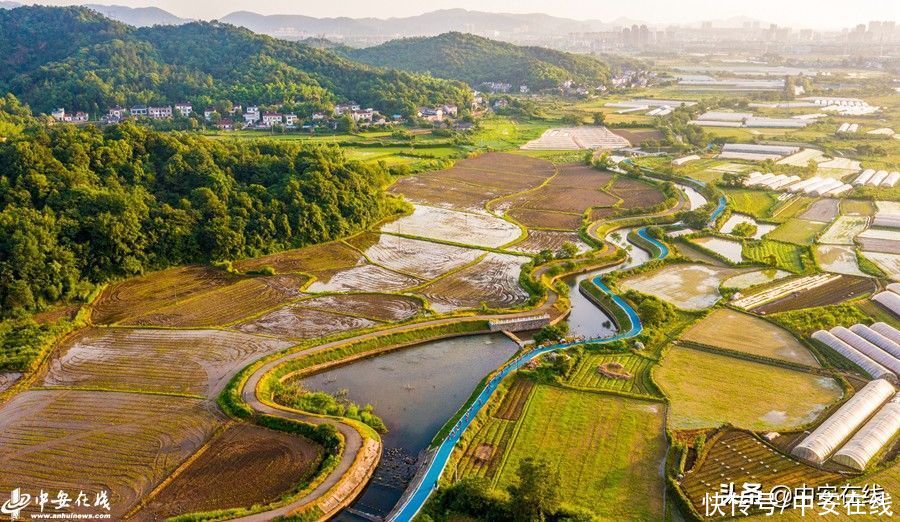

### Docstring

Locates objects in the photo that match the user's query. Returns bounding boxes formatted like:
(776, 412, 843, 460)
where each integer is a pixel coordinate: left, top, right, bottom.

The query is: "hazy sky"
(32, 1, 899, 28)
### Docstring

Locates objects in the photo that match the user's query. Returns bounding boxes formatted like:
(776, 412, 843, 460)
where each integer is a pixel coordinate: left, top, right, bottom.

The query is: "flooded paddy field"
(509, 230, 591, 255)
(418, 252, 530, 313)
(818, 216, 869, 245)
(307, 263, 423, 293)
(863, 251, 900, 280)
(814, 245, 868, 277)
(381, 205, 521, 248)
(296, 293, 425, 322)
(722, 269, 790, 289)
(347, 232, 483, 280)
(719, 213, 776, 239)
(689, 236, 746, 263)
(620, 263, 738, 310)
(233, 305, 380, 340)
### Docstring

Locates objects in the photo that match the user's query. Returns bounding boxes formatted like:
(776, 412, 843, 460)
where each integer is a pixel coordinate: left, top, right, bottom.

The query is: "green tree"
(507, 457, 561, 521)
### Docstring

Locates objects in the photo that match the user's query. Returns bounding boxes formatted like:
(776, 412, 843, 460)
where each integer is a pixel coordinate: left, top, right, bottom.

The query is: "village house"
(51, 108, 66, 120)
(311, 112, 326, 121)
(108, 106, 126, 118)
(418, 107, 444, 123)
(440, 104, 458, 117)
(350, 108, 375, 122)
(283, 114, 298, 126)
(130, 105, 148, 117)
(203, 107, 215, 121)
(261, 112, 283, 127)
(174, 103, 192, 117)
(69, 111, 89, 123)
(148, 106, 172, 119)
(216, 118, 235, 131)
(334, 103, 360, 116)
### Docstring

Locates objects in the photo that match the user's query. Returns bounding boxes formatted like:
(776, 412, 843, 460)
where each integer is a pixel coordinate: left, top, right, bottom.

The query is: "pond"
(690, 236, 746, 263)
(719, 213, 776, 239)
(605, 227, 651, 270)
(675, 183, 708, 211)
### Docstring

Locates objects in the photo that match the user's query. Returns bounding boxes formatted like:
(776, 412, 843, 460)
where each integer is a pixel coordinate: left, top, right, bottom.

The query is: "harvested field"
(494, 376, 535, 421)
(91, 266, 239, 325)
(521, 126, 630, 150)
(766, 218, 828, 246)
(306, 263, 423, 293)
(348, 233, 482, 280)
(680, 429, 841, 516)
(509, 230, 591, 255)
(609, 128, 664, 145)
(510, 164, 617, 214)
(818, 216, 869, 245)
(381, 205, 520, 248)
(799, 198, 841, 222)
(565, 352, 659, 397)
(814, 245, 868, 277)
(295, 293, 424, 322)
(124, 275, 307, 327)
(863, 251, 900, 281)
(233, 305, 379, 340)
(753, 275, 877, 314)
(235, 241, 363, 275)
(722, 269, 790, 289)
(620, 264, 737, 310)
(418, 252, 530, 313)
(655, 346, 842, 430)
(492, 386, 667, 520)
(0, 390, 220, 519)
(0, 371, 21, 392)
(608, 177, 667, 209)
(42, 328, 292, 397)
(858, 228, 900, 255)
(389, 175, 504, 211)
(139, 423, 322, 519)
(506, 208, 583, 230)
(680, 309, 819, 366)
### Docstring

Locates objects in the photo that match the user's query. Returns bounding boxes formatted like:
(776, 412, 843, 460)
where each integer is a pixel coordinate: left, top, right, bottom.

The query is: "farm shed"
(791, 379, 895, 464)
(872, 291, 900, 318)
(850, 324, 900, 359)
(832, 393, 900, 471)
(810, 331, 896, 382)
(872, 323, 900, 345)
(831, 327, 900, 374)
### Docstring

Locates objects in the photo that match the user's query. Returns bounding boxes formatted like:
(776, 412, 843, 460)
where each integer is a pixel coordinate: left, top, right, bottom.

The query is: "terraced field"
(506, 164, 617, 227)
(608, 176, 667, 209)
(296, 293, 425, 322)
(234, 241, 364, 275)
(0, 390, 221, 519)
(306, 263, 423, 293)
(381, 205, 521, 248)
(655, 346, 842, 430)
(42, 328, 292, 397)
(347, 232, 482, 280)
(418, 253, 530, 312)
(679, 309, 820, 366)
(509, 230, 591, 255)
(233, 305, 380, 340)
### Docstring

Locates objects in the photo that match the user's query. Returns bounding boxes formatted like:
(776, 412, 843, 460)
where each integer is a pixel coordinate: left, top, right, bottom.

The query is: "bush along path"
(388, 227, 668, 522)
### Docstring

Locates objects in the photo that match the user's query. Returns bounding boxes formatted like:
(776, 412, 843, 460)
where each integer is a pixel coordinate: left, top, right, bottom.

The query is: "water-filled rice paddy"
(620, 264, 737, 310)
(381, 205, 521, 248)
(690, 236, 745, 263)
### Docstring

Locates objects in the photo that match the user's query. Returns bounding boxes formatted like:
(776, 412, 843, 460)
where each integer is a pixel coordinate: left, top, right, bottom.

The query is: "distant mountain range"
(84, 4, 192, 27)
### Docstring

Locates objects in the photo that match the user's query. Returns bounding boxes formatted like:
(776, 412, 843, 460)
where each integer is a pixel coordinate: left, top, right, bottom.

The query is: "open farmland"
(655, 346, 842, 430)
(347, 232, 483, 280)
(506, 208, 584, 230)
(841, 199, 877, 216)
(679, 309, 820, 366)
(619, 264, 739, 310)
(306, 263, 423, 293)
(418, 252, 530, 312)
(42, 328, 292, 397)
(509, 230, 591, 255)
(123, 275, 308, 327)
(752, 275, 877, 314)
(722, 269, 790, 289)
(521, 126, 630, 150)
(505, 164, 617, 227)
(863, 251, 900, 280)
(233, 305, 380, 340)
(138, 423, 322, 519)
(491, 386, 667, 520)
(766, 219, 828, 246)
(234, 241, 363, 275)
(724, 189, 780, 218)
(679, 429, 841, 516)
(0, 390, 221, 519)
(608, 176, 667, 209)
(818, 216, 869, 244)
(91, 266, 240, 325)
(381, 205, 521, 248)
(743, 240, 808, 273)
(799, 198, 841, 222)
(858, 228, 900, 255)
(564, 352, 661, 398)
(814, 245, 868, 277)
(294, 293, 425, 322)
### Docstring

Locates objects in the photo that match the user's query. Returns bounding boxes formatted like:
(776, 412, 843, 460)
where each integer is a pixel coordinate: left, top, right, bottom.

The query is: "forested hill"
(0, 96, 404, 317)
(0, 6, 471, 116)
(345, 32, 610, 91)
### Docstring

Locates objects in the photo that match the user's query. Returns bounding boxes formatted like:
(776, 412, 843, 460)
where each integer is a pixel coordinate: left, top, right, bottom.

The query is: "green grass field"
(743, 239, 809, 273)
(724, 188, 781, 218)
(765, 219, 828, 246)
(492, 385, 667, 520)
(654, 346, 842, 431)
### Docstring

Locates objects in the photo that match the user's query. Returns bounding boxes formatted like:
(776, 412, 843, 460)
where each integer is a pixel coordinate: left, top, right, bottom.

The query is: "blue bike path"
(388, 227, 668, 521)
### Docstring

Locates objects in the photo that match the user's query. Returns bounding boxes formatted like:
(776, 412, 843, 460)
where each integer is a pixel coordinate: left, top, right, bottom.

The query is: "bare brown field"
(511, 164, 617, 214)
(0, 371, 21, 392)
(0, 390, 221, 519)
(589, 206, 620, 221)
(347, 232, 482, 279)
(232, 305, 379, 340)
(799, 198, 841, 222)
(418, 253, 530, 312)
(510, 230, 591, 254)
(389, 176, 505, 211)
(138, 423, 323, 520)
(680, 309, 820, 366)
(609, 177, 667, 209)
(91, 266, 239, 324)
(234, 241, 364, 275)
(297, 293, 425, 322)
(507, 208, 584, 230)
(42, 328, 292, 397)
(307, 263, 423, 293)
(124, 275, 307, 327)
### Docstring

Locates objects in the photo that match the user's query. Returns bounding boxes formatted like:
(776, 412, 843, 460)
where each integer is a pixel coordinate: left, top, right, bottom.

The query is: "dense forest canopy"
(0, 6, 472, 117)
(0, 96, 403, 317)
(346, 32, 610, 91)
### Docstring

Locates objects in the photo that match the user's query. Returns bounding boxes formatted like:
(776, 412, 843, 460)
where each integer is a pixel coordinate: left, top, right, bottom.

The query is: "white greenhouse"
(791, 379, 895, 464)
(873, 291, 900, 318)
(831, 327, 900, 374)
(850, 324, 900, 359)
(811, 330, 896, 383)
(832, 393, 900, 471)
(888, 283, 900, 295)
(872, 323, 900, 345)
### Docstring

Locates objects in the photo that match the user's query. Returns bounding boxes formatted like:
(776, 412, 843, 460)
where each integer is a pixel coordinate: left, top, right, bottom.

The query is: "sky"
(31, 1, 899, 29)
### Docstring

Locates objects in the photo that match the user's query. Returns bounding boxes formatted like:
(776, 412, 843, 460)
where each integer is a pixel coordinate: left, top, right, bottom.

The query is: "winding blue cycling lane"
(389, 227, 668, 521)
